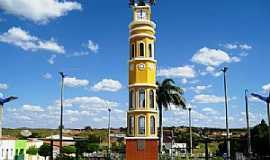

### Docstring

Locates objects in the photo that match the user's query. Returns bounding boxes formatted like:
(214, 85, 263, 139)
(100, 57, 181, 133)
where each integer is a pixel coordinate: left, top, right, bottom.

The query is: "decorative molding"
(129, 26, 155, 34)
(125, 137, 159, 140)
(129, 58, 157, 63)
(129, 83, 157, 88)
(129, 33, 156, 41)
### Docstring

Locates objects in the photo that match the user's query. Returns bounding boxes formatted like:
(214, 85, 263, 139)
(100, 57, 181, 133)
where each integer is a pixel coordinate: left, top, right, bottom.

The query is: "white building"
(0, 139, 16, 160)
(164, 143, 187, 156)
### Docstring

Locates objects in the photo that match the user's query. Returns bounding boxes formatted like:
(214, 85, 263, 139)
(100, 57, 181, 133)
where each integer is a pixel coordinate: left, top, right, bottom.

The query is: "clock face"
(136, 9, 147, 20)
(138, 63, 146, 71)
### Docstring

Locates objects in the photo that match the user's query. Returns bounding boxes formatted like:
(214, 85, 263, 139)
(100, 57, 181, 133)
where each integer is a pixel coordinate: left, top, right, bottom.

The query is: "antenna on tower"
(149, 0, 156, 5)
(129, 0, 135, 7)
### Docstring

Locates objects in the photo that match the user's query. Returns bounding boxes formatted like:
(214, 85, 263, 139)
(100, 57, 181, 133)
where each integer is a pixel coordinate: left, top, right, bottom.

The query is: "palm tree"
(156, 79, 186, 153)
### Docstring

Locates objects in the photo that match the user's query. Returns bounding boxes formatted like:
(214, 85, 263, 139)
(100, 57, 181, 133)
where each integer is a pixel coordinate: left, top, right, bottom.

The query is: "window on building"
(149, 44, 153, 58)
(139, 42, 145, 57)
(139, 89, 145, 108)
(150, 116, 156, 134)
(129, 90, 134, 109)
(138, 116, 145, 135)
(150, 90, 155, 109)
(129, 116, 134, 135)
(130, 44, 135, 59)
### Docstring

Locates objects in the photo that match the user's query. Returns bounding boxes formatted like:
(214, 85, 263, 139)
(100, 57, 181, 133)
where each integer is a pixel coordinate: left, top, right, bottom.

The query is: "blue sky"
(0, 0, 269, 129)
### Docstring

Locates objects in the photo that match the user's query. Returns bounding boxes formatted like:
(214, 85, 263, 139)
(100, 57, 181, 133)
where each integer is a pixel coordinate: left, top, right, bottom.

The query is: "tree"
(251, 119, 270, 157)
(87, 143, 100, 153)
(156, 79, 186, 152)
(217, 120, 270, 159)
(84, 126, 92, 131)
(63, 145, 76, 155)
(75, 141, 88, 156)
(38, 144, 52, 160)
(26, 146, 38, 160)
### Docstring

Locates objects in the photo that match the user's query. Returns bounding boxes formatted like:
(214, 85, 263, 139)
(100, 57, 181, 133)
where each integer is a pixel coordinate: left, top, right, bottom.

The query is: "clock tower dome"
(126, 1, 158, 160)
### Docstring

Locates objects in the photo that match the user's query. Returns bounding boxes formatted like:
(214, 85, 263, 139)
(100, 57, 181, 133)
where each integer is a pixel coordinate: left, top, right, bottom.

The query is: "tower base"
(125, 137, 159, 160)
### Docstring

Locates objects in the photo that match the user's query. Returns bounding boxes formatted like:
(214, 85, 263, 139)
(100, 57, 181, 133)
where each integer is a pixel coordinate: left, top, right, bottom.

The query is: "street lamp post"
(221, 67, 230, 160)
(59, 72, 66, 159)
(108, 105, 111, 160)
(0, 96, 18, 139)
(188, 107, 193, 156)
(245, 89, 252, 159)
(251, 91, 270, 151)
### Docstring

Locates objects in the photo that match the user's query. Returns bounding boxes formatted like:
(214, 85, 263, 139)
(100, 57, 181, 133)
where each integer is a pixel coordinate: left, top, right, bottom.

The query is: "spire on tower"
(129, 0, 156, 7)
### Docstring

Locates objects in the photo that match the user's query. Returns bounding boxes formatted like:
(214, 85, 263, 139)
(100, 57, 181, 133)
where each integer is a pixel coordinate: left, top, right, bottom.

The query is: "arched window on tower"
(129, 90, 134, 109)
(150, 90, 155, 109)
(139, 42, 145, 57)
(150, 116, 155, 134)
(139, 89, 146, 108)
(149, 43, 153, 58)
(129, 116, 134, 135)
(130, 44, 135, 59)
(138, 116, 145, 135)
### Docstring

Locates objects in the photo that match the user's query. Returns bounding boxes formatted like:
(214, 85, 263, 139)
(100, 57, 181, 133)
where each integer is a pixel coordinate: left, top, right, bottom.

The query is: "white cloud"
(92, 79, 122, 92)
(17, 115, 32, 121)
(0, 0, 82, 24)
(192, 94, 225, 104)
(22, 104, 44, 112)
(191, 85, 212, 94)
(202, 107, 219, 115)
(63, 96, 118, 110)
(223, 43, 252, 50)
(181, 78, 188, 84)
(43, 73, 52, 79)
(64, 77, 89, 88)
(262, 83, 270, 91)
(5, 95, 125, 128)
(206, 66, 215, 72)
(224, 44, 238, 49)
(67, 51, 90, 57)
(191, 47, 231, 66)
(48, 55, 56, 64)
(0, 27, 65, 53)
(0, 83, 8, 90)
(87, 40, 99, 53)
(231, 56, 241, 62)
(239, 44, 252, 50)
(157, 65, 196, 78)
(0, 93, 3, 98)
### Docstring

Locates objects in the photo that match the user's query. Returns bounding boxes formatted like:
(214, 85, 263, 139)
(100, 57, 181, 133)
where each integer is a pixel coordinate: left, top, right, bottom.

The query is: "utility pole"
(188, 107, 193, 156)
(221, 67, 230, 160)
(59, 72, 66, 159)
(108, 105, 111, 160)
(245, 89, 252, 159)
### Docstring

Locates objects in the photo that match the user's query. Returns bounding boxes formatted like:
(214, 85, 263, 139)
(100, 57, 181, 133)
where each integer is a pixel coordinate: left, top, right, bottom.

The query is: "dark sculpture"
(129, 0, 156, 6)
(251, 92, 270, 103)
(0, 96, 18, 105)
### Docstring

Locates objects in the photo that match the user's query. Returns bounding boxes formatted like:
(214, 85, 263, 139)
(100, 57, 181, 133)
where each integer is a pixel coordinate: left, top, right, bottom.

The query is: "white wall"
(0, 140, 16, 160)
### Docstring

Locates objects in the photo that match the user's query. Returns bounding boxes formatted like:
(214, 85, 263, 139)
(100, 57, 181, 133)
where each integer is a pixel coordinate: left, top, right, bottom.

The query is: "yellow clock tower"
(126, 0, 158, 159)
